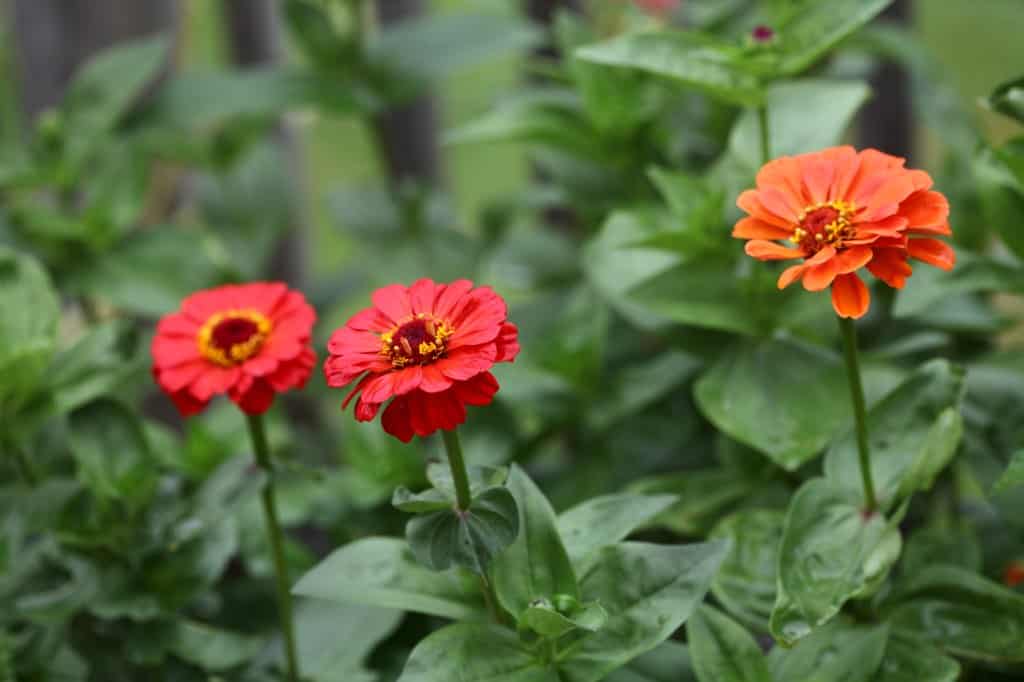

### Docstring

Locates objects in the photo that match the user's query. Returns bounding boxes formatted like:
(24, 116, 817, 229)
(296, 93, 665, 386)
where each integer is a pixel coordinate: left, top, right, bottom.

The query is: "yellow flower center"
(197, 309, 272, 366)
(791, 200, 857, 252)
(380, 314, 454, 368)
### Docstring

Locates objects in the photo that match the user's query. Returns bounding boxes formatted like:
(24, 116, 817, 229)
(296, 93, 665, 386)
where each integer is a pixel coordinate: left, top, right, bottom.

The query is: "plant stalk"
(246, 413, 301, 682)
(441, 428, 472, 511)
(838, 317, 878, 513)
(757, 104, 771, 164)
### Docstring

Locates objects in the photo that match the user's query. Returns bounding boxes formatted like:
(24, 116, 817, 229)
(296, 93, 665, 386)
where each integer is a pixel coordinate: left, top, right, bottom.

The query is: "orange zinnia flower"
(734, 146, 955, 319)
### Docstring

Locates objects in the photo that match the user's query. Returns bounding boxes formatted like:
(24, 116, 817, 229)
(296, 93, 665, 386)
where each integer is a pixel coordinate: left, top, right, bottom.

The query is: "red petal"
(435, 344, 498, 381)
(372, 284, 412, 325)
(392, 365, 423, 395)
(231, 378, 275, 415)
(409, 278, 439, 316)
(419, 364, 454, 393)
(494, 322, 520, 363)
(433, 280, 475, 320)
(381, 396, 414, 442)
(453, 372, 500, 406)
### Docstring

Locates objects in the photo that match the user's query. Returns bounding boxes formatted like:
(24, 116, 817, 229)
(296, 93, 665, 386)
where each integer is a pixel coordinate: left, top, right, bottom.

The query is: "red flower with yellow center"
(324, 278, 519, 443)
(152, 282, 317, 416)
(734, 146, 955, 319)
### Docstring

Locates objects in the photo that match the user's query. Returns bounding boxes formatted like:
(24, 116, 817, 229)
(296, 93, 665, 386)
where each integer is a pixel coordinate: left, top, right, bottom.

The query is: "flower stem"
(838, 317, 878, 513)
(441, 428, 472, 511)
(757, 105, 771, 164)
(245, 413, 301, 682)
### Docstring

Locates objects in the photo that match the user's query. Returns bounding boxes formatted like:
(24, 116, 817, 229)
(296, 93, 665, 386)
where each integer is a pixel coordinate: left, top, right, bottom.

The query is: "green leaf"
(626, 260, 763, 336)
(985, 74, 1024, 124)
(687, 605, 771, 682)
(774, 0, 894, 76)
(372, 11, 540, 82)
(0, 247, 60, 409)
(169, 620, 263, 671)
(283, 0, 347, 65)
(710, 509, 784, 631)
(392, 486, 451, 513)
(425, 461, 508, 499)
(604, 641, 696, 682)
(628, 469, 758, 537)
(406, 486, 519, 575)
(68, 399, 156, 510)
(145, 68, 364, 131)
(884, 564, 1024, 663)
(68, 227, 222, 316)
(574, 32, 763, 106)
(902, 524, 981, 577)
(292, 537, 484, 620)
(824, 360, 964, 510)
(63, 36, 169, 163)
(729, 79, 871, 170)
(977, 141, 1024, 262)
(695, 338, 851, 471)
(994, 449, 1024, 493)
(492, 465, 578, 616)
(557, 493, 677, 566)
(46, 319, 142, 415)
(560, 541, 730, 682)
(892, 250, 1024, 318)
(294, 600, 402, 682)
(582, 211, 681, 331)
(586, 352, 700, 431)
(521, 598, 607, 638)
(768, 620, 889, 682)
(398, 623, 557, 682)
(872, 632, 960, 682)
(771, 479, 902, 646)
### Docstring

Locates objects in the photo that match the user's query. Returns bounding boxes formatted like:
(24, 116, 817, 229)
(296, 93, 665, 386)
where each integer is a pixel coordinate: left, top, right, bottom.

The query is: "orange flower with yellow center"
(734, 146, 955, 318)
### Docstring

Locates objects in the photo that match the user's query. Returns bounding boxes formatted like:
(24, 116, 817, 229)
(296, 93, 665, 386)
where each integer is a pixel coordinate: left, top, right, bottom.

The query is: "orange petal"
(866, 247, 912, 289)
(831, 273, 870, 319)
(900, 190, 950, 231)
(834, 246, 873, 274)
(859, 174, 917, 221)
(737, 190, 792, 229)
(732, 216, 793, 240)
(778, 264, 806, 289)
(803, 256, 839, 291)
(801, 155, 835, 205)
(745, 240, 805, 261)
(756, 156, 806, 203)
(908, 238, 955, 270)
(854, 215, 908, 239)
(826, 146, 860, 201)
(759, 186, 803, 223)
(805, 245, 836, 267)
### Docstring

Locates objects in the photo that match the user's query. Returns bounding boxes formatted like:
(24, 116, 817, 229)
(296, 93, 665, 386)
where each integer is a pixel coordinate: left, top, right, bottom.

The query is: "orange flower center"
(380, 314, 453, 368)
(791, 200, 857, 253)
(197, 309, 272, 366)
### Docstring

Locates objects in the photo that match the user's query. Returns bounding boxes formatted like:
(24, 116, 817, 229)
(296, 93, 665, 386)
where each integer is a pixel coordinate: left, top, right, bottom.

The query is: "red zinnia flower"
(734, 146, 955, 319)
(152, 282, 317, 416)
(324, 279, 519, 443)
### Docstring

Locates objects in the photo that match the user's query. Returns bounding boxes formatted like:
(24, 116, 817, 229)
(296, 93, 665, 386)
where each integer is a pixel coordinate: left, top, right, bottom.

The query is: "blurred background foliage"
(1, 0, 1024, 680)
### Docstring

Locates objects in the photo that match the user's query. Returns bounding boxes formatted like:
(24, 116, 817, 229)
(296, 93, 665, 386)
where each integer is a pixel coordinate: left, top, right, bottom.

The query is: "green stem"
(757, 105, 771, 164)
(838, 317, 878, 513)
(441, 429, 472, 511)
(246, 413, 301, 682)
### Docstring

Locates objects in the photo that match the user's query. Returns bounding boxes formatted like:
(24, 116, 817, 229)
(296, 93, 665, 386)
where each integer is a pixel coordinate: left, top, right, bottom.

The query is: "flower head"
(1006, 561, 1024, 588)
(152, 282, 317, 416)
(325, 279, 519, 443)
(734, 146, 955, 318)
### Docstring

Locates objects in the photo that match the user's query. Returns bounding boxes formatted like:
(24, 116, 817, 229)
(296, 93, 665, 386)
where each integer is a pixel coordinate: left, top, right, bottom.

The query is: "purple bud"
(752, 25, 775, 42)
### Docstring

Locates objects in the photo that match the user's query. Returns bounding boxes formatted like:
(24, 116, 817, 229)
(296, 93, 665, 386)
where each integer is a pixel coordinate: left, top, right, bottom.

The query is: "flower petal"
(833, 246, 873, 274)
(831, 273, 870, 319)
(409, 278, 439, 315)
(382, 396, 415, 443)
(372, 284, 412, 325)
(744, 240, 805, 261)
(908, 238, 955, 271)
(777, 264, 807, 289)
(732, 217, 792, 240)
(803, 256, 839, 291)
(866, 247, 912, 289)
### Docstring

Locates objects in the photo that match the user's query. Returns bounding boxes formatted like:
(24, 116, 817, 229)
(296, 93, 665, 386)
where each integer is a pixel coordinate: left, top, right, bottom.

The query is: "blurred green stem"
(757, 105, 771, 163)
(838, 317, 878, 513)
(441, 428, 472, 511)
(246, 413, 301, 682)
